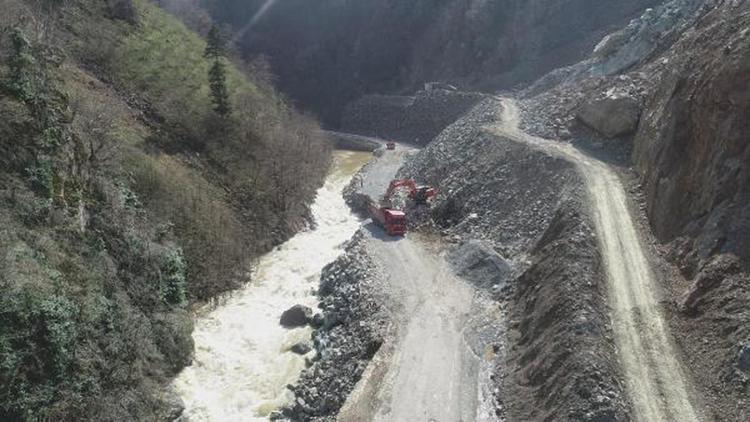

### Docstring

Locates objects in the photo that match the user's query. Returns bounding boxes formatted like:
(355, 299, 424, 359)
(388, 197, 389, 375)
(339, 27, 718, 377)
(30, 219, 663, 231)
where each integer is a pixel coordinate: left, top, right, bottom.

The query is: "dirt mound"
(501, 194, 629, 422)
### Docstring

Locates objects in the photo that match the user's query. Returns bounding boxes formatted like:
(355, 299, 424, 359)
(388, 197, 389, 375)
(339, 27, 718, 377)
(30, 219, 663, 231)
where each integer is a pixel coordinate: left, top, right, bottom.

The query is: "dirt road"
(364, 234, 478, 422)
(492, 98, 701, 422)
(338, 147, 487, 422)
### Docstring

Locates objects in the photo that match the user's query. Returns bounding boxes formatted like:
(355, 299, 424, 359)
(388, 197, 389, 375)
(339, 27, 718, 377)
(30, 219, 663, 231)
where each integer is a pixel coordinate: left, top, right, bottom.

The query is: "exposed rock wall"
(633, 2, 750, 271)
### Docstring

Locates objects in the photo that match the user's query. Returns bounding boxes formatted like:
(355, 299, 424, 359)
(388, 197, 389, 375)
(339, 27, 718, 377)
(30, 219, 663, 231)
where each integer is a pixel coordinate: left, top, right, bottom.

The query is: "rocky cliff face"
(208, 0, 658, 125)
(633, 2, 750, 272)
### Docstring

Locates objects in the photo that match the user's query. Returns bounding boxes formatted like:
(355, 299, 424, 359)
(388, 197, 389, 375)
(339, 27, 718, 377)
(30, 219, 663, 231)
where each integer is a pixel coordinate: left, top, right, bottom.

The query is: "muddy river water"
(173, 150, 372, 421)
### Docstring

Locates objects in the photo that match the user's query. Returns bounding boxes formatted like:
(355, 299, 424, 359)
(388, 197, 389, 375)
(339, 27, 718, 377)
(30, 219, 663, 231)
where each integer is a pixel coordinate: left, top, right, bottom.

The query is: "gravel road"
(337, 143, 487, 421)
(493, 98, 703, 422)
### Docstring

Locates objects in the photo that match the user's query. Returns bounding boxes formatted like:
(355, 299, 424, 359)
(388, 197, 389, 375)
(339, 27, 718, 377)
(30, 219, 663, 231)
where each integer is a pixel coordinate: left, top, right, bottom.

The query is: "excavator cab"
(412, 186, 437, 205)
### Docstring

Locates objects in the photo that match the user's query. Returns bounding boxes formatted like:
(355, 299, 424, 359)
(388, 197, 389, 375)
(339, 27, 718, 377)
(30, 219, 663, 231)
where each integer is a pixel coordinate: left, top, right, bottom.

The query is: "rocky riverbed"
(278, 232, 387, 421)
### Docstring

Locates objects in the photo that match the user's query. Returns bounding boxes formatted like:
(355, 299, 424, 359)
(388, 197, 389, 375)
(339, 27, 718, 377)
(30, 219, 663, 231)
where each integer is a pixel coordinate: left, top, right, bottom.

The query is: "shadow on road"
(363, 222, 404, 243)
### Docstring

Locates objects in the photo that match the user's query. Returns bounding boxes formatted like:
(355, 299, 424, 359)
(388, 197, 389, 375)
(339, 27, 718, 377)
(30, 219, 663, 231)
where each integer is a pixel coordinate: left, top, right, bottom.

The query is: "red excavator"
(368, 179, 437, 236)
(385, 179, 438, 206)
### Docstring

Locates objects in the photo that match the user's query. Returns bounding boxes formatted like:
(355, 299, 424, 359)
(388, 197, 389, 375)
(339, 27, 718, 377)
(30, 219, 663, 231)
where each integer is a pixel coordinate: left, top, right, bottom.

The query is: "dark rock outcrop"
(280, 304, 313, 328)
(633, 3, 750, 271)
(577, 95, 641, 138)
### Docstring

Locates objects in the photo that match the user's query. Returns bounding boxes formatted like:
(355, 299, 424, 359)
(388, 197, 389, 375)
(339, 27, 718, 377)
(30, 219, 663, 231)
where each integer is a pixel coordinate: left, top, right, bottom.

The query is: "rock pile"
(280, 232, 386, 421)
(341, 88, 486, 146)
(400, 98, 578, 257)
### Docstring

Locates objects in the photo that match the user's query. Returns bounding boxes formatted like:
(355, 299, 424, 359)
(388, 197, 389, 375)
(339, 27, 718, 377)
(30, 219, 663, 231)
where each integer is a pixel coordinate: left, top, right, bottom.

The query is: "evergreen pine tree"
(208, 60, 231, 117)
(204, 25, 231, 117)
(204, 25, 225, 60)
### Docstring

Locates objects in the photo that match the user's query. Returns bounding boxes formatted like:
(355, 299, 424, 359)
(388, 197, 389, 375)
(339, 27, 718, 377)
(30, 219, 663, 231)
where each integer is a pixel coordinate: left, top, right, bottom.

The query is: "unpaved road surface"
(364, 233, 478, 422)
(339, 148, 485, 421)
(492, 98, 702, 422)
(357, 148, 416, 202)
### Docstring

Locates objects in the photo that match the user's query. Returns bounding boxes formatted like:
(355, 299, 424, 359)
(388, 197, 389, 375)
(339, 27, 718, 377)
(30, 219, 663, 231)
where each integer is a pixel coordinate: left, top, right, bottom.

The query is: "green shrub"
(160, 246, 186, 306)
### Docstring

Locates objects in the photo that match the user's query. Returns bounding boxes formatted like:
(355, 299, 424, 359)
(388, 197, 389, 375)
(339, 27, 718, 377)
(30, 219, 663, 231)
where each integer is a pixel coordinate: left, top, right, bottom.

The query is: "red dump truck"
(366, 179, 437, 236)
(368, 202, 407, 236)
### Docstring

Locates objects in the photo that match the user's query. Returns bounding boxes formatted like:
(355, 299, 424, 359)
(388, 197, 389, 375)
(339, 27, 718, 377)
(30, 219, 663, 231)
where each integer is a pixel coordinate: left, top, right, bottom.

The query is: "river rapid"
(173, 150, 372, 421)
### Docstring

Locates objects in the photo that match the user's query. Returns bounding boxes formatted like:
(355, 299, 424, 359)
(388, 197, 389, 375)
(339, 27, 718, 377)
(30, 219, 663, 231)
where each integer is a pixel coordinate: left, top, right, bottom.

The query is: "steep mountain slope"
(0, 0, 329, 419)
(208, 0, 660, 125)
(514, 0, 750, 419)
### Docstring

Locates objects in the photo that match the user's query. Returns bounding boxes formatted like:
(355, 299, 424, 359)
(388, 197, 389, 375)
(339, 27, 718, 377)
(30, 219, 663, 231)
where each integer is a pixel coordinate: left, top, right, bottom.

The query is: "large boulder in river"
(576, 96, 641, 138)
(280, 304, 313, 328)
(290, 341, 313, 355)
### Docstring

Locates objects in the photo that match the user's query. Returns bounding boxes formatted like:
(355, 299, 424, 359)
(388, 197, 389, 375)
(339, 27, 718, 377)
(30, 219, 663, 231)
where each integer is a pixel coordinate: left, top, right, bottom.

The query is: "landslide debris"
(503, 194, 629, 422)
(400, 99, 578, 257)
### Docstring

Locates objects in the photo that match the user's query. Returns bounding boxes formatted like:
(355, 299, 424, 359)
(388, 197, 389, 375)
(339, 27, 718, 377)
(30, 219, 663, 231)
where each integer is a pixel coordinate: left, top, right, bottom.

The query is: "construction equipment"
(368, 203, 407, 236)
(385, 179, 438, 206)
(368, 179, 437, 236)
(386, 141, 396, 150)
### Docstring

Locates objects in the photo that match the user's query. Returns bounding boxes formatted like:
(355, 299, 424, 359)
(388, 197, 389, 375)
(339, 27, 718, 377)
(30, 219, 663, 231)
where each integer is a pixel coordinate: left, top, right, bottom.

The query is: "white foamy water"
(173, 150, 372, 421)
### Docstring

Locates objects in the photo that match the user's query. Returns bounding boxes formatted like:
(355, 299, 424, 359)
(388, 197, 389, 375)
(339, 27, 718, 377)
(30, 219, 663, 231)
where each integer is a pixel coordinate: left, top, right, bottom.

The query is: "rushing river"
(173, 150, 372, 421)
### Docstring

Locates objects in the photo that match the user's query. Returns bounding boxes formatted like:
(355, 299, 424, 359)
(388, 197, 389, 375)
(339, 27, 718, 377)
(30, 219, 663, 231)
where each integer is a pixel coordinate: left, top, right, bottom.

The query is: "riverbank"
(172, 150, 371, 421)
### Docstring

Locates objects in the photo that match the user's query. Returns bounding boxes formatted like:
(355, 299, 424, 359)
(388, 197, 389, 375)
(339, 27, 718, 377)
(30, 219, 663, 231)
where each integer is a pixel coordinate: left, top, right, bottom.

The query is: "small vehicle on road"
(386, 141, 396, 150)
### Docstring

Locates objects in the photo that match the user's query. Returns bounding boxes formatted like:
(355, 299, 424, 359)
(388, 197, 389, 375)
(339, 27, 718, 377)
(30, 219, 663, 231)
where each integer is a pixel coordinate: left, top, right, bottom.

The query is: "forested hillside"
(207, 0, 659, 125)
(0, 0, 329, 419)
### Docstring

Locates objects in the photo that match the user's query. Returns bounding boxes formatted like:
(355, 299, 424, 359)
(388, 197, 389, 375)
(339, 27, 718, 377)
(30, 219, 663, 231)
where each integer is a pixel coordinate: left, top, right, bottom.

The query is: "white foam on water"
(173, 151, 371, 421)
